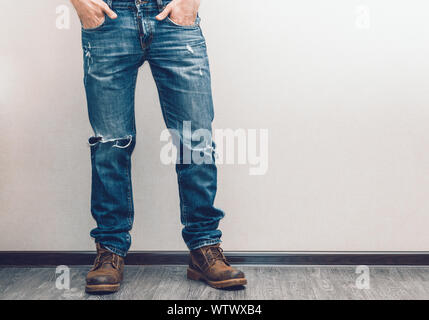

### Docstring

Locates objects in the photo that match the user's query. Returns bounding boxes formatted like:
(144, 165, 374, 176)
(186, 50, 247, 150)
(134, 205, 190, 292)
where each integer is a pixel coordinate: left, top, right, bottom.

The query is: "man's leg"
(148, 3, 246, 288)
(81, 1, 144, 292)
(148, 15, 224, 251)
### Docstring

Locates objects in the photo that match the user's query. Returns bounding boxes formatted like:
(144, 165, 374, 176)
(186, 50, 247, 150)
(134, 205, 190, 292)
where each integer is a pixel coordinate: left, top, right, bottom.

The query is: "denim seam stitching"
(126, 145, 134, 229)
(158, 99, 171, 129)
(131, 9, 141, 54)
(131, 70, 139, 134)
(177, 171, 188, 226)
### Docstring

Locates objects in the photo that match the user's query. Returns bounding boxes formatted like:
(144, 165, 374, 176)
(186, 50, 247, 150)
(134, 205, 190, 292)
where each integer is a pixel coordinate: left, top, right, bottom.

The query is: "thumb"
(101, 3, 117, 19)
(156, 5, 172, 20)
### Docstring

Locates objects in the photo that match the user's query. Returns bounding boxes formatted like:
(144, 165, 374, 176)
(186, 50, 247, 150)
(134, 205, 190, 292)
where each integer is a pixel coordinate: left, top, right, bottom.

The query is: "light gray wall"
(1, 0, 429, 252)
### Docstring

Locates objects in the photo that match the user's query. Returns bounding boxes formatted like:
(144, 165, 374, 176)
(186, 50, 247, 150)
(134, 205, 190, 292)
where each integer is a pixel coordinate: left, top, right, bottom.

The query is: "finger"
(156, 5, 172, 20)
(101, 3, 117, 19)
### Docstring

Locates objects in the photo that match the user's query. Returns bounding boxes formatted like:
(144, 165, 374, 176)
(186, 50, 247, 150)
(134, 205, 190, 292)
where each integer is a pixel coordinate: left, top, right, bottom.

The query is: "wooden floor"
(1, 265, 429, 300)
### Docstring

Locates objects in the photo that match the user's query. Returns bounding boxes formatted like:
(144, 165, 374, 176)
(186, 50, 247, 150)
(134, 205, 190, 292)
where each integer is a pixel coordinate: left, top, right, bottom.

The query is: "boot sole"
(85, 284, 120, 293)
(187, 267, 247, 289)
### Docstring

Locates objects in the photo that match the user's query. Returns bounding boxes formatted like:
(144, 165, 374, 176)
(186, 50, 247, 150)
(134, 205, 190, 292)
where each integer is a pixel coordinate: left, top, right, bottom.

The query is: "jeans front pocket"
(81, 15, 107, 32)
(165, 15, 200, 29)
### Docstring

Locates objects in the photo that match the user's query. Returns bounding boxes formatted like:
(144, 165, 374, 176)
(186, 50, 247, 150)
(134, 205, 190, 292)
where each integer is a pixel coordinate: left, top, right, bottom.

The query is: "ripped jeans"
(82, 0, 224, 257)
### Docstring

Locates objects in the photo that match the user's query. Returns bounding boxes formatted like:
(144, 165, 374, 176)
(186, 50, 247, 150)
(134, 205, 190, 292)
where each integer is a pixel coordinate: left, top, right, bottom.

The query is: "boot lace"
(207, 246, 229, 266)
(92, 251, 118, 270)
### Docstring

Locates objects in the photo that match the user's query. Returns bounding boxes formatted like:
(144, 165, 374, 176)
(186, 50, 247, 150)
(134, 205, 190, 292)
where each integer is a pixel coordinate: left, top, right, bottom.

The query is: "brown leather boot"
(85, 243, 124, 293)
(187, 244, 247, 289)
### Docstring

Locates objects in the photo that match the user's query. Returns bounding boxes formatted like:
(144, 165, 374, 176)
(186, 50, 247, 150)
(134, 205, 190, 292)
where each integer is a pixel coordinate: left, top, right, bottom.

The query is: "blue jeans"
(82, 0, 224, 257)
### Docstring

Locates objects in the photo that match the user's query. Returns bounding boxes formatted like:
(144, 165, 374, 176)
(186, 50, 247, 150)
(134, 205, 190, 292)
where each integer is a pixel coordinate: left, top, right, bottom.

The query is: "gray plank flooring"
(1, 266, 429, 300)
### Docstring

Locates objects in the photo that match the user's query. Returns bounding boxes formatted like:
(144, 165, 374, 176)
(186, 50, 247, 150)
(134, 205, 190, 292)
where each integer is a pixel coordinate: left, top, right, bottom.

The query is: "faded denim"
(82, 0, 224, 257)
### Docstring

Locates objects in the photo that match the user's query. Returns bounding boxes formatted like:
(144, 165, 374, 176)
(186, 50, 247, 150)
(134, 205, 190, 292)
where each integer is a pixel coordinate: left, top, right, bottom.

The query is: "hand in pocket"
(156, 0, 200, 26)
(71, 0, 117, 29)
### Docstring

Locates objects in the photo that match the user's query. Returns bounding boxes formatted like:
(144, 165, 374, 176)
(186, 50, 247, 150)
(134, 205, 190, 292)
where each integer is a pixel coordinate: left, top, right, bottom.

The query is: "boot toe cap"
(232, 270, 246, 279)
(86, 273, 118, 285)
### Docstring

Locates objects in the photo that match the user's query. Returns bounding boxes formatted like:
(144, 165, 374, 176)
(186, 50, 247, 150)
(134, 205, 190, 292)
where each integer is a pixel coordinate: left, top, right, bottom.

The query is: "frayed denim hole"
(88, 136, 102, 146)
(113, 136, 133, 149)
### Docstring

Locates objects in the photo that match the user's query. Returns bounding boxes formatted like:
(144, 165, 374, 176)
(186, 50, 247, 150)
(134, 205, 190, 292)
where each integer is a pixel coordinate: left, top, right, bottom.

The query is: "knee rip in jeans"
(88, 135, 133, 149)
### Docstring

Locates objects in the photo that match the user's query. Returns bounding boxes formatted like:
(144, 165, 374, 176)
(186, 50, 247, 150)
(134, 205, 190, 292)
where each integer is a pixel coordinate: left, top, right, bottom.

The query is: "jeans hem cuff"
(98, 243, 127, 257)
(188, 239, 222, 251)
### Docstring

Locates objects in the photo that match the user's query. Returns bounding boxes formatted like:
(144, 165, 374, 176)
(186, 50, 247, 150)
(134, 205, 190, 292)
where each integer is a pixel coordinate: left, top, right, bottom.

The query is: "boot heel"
(187, 267, 203, 281)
